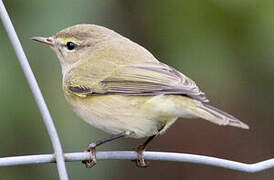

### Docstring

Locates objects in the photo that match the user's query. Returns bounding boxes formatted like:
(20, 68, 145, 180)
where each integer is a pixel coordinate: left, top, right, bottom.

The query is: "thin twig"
(0, 1, 68, 179)
(0, 151, 273, 173)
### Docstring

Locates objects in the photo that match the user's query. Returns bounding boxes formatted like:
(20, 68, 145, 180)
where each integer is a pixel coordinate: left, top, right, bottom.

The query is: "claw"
(82, 144, 97, 168)
(134, 145, 149, 168)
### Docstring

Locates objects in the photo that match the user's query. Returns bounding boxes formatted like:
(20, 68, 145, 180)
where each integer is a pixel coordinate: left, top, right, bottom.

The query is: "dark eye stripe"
(60, 42, 91, 50)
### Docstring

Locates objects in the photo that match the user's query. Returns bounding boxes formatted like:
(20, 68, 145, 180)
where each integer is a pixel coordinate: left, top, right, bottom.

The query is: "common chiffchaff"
(32, 24, 249, 167)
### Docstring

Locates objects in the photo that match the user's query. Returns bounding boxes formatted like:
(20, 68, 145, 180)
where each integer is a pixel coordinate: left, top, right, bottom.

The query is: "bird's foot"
(133, 144, 149, 168)
(82, 143, 97, 168)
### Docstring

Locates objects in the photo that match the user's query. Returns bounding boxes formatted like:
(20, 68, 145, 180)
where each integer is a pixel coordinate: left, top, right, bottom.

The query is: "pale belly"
(65, 94, 179, 138)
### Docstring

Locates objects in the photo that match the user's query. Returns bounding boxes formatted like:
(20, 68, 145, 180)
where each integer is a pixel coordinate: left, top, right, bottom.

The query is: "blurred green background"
(0, 0, 273, 179)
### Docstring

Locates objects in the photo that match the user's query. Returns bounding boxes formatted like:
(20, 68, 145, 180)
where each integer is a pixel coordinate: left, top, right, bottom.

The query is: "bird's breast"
(64, 94, 169, 138)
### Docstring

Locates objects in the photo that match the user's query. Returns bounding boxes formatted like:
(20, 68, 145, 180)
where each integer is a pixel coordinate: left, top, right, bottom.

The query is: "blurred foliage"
(0, 0, 273, 179)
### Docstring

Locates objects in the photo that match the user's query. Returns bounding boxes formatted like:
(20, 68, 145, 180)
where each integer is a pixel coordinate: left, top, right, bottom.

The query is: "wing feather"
(96, 62, 209, 102)
(67, 61, 209, 102)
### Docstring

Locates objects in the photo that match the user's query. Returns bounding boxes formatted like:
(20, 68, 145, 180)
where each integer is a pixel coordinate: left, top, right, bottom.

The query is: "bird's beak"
(31, 36, 54, 47)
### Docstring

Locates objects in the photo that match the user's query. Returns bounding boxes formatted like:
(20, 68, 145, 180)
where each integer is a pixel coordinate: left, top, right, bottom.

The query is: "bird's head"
(32, 24, 121, 71)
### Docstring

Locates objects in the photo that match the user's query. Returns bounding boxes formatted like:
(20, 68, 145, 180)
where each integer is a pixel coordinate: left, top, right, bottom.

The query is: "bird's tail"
(192, 103, 249, 129)
(147, 95, 249, 129)
(172, 96, 249, 129)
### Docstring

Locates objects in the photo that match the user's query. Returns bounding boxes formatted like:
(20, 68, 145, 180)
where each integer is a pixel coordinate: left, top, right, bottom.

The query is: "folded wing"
(92, 62, 209, 102)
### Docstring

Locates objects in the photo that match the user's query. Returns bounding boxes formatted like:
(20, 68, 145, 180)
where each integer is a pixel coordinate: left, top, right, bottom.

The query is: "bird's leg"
(134, 135, 156, 168)
(82, 132, 126, 168)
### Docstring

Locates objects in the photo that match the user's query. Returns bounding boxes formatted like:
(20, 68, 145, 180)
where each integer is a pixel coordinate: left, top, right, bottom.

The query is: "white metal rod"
(0, 1, 68, 179)
(0, 151, 273, 173)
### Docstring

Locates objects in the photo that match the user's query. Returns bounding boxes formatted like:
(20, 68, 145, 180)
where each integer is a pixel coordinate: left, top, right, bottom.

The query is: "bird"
(32, 24, 249, 168)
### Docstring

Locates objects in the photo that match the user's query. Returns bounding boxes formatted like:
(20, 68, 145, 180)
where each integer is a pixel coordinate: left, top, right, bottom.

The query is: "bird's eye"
(66, 42, 76, 50)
